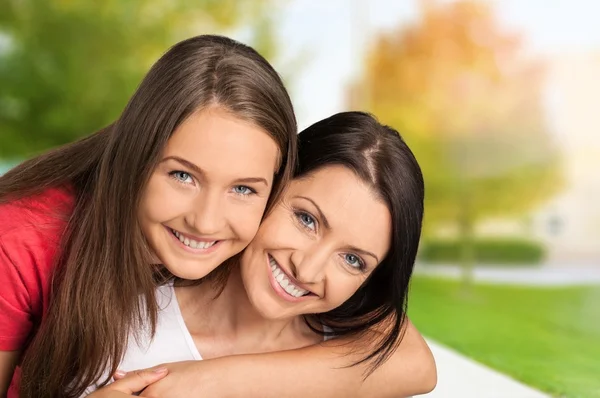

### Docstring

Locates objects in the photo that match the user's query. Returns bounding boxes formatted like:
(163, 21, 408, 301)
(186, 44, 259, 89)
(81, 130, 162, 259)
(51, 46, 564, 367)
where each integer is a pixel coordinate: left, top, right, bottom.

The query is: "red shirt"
(0, 187, 74, 395)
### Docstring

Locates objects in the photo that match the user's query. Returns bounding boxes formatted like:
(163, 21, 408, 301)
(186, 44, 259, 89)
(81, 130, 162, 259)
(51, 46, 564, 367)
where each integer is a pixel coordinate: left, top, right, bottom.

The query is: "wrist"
(202, 356, 249, 398)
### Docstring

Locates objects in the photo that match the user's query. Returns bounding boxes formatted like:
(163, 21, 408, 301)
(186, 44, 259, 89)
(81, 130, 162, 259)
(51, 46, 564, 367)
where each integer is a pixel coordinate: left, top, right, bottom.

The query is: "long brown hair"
(0, 35, 297, 397)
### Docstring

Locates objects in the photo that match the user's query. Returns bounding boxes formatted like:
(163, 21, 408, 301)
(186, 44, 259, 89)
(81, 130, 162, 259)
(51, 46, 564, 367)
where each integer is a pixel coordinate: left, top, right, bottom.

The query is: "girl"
(0, 34, 296, 397)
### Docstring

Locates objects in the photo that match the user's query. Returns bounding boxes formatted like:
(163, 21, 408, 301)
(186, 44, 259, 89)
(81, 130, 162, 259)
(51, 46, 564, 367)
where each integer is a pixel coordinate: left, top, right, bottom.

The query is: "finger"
(112, 364, 166, 381)
(107, 367, 168, 394)
(113, 369, 126, 381)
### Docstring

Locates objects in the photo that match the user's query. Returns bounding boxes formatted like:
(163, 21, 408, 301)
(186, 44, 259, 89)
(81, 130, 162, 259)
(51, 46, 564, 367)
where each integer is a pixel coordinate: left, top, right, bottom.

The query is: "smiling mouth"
(268, 255, 313, 298)
(169, 228, 219, 249)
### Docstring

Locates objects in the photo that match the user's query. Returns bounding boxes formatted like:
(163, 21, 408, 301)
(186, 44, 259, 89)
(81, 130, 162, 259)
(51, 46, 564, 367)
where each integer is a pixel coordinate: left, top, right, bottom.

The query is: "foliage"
(419, 237, 546, 265)
(0, 0, 272, 158)
(358, 0, 561, 230)
(356, 0, 563, 285)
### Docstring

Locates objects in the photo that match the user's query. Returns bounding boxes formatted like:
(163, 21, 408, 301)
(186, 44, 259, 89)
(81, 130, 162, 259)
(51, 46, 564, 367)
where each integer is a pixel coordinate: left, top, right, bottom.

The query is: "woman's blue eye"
(171, 171, 193, 184)
(233, 185, 254, 195)
(344, 253, 363, 269)
(297, 212, 316, 231)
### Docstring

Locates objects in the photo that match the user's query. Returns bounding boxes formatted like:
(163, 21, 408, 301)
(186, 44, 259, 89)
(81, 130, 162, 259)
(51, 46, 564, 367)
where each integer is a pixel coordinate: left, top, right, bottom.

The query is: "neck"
(212, 265, 301, 339)
(178, 263, 314, 356)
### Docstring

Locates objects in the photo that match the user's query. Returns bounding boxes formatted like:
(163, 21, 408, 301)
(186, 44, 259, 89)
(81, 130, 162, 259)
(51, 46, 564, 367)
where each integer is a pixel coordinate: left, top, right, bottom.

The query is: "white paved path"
(416, 340, 550, 398)
(414, 264, 600, 286)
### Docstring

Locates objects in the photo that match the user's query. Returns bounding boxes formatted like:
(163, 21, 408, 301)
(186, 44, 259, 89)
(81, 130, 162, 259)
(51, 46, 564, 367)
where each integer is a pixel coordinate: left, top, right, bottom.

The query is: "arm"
(0, 240, 34, 396)
(0, 351, 19, 396)
(141, 319, 436, 398)
(0, 195, 71, 396)
(88, 367, 169, 398)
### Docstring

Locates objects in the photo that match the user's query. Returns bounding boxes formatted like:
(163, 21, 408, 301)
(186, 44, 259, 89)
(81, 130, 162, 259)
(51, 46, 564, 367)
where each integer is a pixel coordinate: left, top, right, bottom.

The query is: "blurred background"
(1, 0, 598, 396)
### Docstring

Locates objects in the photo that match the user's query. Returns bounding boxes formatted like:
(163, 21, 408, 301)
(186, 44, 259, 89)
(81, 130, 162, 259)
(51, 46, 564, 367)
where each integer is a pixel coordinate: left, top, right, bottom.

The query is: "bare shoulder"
(400, 319, 437, 395)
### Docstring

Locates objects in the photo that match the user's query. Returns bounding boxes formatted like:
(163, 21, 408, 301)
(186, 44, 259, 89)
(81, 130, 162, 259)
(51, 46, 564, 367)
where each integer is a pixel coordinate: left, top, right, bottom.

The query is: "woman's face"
(240, 165, 392, 320)
(139, 106, 280, 280)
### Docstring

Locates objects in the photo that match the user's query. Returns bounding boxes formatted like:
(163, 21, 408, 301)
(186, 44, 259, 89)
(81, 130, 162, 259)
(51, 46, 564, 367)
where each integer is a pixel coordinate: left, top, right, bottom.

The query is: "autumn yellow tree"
(354, 0, 561, 285)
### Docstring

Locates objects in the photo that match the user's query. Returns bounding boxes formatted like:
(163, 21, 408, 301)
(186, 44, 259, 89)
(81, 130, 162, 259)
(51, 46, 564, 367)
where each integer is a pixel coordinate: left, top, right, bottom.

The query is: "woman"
(93, 112, 434, 398)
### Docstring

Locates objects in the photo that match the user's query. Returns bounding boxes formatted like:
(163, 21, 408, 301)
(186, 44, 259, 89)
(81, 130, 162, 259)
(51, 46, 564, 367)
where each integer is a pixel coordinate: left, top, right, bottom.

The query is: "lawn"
(408, 276, 600, 398)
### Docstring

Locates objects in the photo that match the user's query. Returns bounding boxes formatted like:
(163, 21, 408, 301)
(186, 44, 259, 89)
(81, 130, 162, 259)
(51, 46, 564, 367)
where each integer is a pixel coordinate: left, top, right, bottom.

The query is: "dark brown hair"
(297, 112, 424, 375)
(0, 35, 297, 397)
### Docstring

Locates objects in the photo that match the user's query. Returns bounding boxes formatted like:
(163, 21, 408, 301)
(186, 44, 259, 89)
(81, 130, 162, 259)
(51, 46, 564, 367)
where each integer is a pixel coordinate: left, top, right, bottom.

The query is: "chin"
(248, 297, 281, 320)
(165, 261, 214, 281)
(254, 302, 296, 321)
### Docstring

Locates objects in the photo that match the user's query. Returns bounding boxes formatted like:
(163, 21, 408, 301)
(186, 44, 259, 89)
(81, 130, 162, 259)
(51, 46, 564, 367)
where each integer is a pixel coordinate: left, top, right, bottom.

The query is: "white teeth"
(268, 256, 309, 298)
(172, 229, 216, 250)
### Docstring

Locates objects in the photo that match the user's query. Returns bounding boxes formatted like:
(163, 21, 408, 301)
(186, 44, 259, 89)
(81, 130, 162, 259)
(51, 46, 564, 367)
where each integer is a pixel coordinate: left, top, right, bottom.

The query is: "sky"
(255, 0, 600, 129)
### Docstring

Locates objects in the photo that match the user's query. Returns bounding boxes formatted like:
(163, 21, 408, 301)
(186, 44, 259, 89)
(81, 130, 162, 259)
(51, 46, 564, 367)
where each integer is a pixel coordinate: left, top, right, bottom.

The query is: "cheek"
(139, 175, 188, 224)
(324, 275, 366, 308)
(229, 201, 269, 244)
(251, 212, 303, 250)
(242, 215, 299, 272)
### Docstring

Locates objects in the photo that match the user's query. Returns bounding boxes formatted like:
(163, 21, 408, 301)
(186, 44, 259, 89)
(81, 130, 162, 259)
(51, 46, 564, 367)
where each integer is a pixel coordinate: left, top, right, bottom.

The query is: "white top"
(119, 284, 204, 367)
(83, 284, 201, 395)
(83, 284, 329, 396)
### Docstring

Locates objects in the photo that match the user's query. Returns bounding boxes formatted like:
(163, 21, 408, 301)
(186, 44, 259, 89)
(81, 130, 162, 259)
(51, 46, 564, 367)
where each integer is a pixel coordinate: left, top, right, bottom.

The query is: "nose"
(186, 188, 226, 236)
(290, 244, 330, 285)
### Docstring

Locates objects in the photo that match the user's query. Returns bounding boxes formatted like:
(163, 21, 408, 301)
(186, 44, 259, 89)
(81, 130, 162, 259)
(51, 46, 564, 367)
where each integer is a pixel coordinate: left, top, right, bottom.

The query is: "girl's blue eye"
(171, 171, 193, 184)
(233, 185, 255, 196)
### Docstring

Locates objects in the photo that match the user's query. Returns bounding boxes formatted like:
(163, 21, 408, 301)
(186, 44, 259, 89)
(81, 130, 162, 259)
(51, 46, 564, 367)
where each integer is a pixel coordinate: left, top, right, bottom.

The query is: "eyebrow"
(162, 156, 269, 186)
(295, 195, 380, 263)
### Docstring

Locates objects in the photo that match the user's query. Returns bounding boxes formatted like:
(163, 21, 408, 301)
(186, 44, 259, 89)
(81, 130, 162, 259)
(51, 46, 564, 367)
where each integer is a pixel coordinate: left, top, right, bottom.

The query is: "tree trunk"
(459, 185, 475, 292)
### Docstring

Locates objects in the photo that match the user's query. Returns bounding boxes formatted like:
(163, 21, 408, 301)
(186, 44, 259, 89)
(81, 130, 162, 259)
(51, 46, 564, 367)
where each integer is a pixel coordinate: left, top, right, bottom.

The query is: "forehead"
(164, 107, 279, 179)
(287, 166, 392, 260)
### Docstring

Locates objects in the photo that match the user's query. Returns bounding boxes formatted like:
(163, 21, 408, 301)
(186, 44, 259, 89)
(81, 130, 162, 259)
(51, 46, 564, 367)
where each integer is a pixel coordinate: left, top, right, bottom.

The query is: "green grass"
(408, 276, 600, 398)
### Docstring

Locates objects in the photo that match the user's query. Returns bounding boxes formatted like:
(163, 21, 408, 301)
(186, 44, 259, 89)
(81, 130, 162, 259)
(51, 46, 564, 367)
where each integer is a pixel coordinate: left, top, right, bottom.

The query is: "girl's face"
(240, 165, 392, 320)
(139, 106, 280, 280)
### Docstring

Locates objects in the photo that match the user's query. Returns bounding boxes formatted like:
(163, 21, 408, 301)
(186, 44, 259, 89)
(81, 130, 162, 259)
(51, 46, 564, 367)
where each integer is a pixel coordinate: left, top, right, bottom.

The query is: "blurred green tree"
(354, 0, 561, 286)
(0, 0, 274, 158)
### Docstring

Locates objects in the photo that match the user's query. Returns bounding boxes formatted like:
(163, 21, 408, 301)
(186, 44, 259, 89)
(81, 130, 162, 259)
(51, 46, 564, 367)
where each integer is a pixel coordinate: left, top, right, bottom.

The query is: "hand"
(119, 360, 233, 398)
(88, 366, 168, 397)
